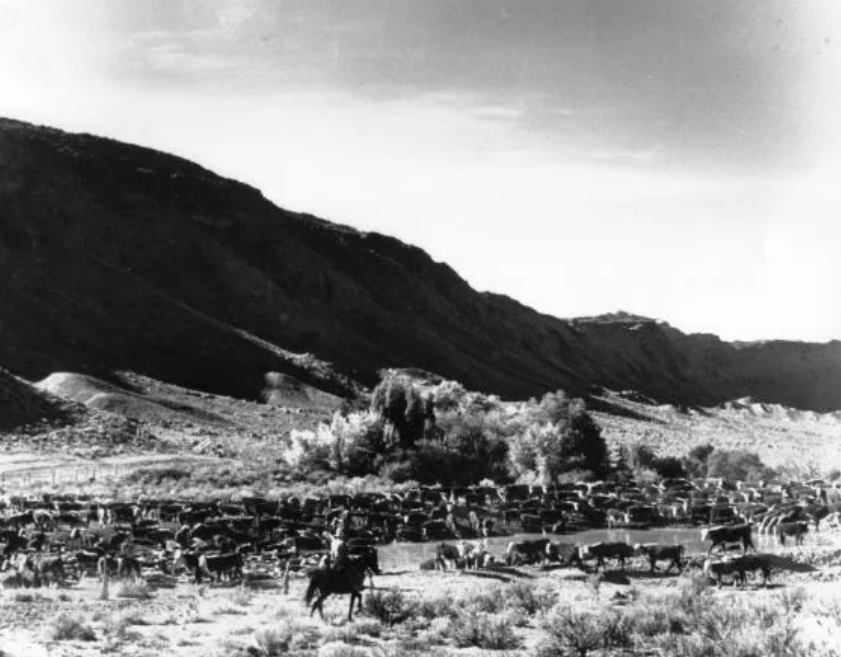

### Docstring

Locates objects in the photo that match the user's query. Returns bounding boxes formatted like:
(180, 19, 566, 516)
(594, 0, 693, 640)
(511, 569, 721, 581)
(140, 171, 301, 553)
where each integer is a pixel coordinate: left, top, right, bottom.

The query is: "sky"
(0, 0, 839, 342)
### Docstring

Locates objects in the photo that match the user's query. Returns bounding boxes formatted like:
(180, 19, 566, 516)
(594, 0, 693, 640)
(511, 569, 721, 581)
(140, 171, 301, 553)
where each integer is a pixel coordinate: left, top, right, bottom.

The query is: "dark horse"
(304, 551, 379, 621)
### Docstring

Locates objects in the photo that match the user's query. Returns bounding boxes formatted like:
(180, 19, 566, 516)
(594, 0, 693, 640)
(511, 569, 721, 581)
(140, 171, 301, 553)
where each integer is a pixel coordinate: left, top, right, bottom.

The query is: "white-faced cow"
(505, 539, 550, 566)
(544, 541, 582, 567)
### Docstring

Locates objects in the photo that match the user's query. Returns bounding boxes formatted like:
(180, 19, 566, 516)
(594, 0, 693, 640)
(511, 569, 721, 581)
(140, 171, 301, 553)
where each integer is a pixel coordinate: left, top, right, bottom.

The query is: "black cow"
(704, 554, 774, 588)
(634, 543, 684, 574)
(580, 542, 635, 571)
(505, 539, 549, 566)
(701, 524, 755, 555)
(173, 550, 204, 583)
(199, 552, 244, 583)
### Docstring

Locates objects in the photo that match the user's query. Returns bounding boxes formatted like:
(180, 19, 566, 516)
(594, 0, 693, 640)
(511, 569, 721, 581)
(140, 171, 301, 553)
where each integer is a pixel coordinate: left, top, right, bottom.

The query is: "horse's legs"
(314, 593, 327, 621)
(347, 593, 357, 621)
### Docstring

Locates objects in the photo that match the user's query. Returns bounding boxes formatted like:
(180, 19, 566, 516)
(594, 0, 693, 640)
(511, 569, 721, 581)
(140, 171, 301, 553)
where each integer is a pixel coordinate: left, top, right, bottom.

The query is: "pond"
(378, 526, 809, 571)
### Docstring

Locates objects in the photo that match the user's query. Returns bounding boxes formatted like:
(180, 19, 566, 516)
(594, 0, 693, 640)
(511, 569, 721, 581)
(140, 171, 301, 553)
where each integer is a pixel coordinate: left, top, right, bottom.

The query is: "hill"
(1, 117, 840, 410)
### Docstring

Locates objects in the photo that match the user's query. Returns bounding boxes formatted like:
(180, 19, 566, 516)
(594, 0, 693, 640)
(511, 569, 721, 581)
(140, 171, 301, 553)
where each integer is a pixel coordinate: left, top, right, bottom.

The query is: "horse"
(304, 556, 371, 621)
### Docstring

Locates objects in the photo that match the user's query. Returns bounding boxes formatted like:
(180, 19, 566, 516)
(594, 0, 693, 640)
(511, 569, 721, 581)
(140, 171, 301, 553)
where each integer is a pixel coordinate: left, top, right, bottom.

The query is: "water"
(378, 527, 806, 571)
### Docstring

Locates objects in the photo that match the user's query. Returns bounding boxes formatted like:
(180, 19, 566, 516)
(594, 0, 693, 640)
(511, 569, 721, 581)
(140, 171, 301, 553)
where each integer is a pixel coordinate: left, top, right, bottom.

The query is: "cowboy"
(323, 526, 349, 572)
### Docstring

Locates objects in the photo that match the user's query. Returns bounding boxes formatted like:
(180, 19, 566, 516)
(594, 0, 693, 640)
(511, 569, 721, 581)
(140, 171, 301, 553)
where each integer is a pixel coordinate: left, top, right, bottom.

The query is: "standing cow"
(579, 542, 635, 571)
(701, 524, 755, 555)
(633, 543, 684, 574)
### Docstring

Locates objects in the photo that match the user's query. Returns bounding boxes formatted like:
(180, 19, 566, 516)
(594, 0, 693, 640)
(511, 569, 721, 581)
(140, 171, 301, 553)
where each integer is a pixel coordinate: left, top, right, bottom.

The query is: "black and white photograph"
(0, 1, 839, 654)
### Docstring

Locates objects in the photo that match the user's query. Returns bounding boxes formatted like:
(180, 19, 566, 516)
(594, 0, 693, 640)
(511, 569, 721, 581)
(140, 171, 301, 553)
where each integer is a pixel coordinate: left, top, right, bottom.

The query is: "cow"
(199, 552, 244, 583)
(703, 558, 742, 587)
(704, 554, 774, 588)
(173, 550, 204, 583)
(422, 520, 454, 541)
(701, 524, 755, 555)
(605, 509, 626, 528)
(0, 529, 26, 558)
(579, 542, 635, 571)
(456, 540, 488, 570)
(435, 543, 463, 570)
(505, 539, 550, 566)
(777, 521, 809, 546)
(633, 544, 684, 574)
(543, 541, 581, 567)
(737, 554, 774, 586)
(117, 556, 143, 582)
(31, 554, 67, 587)
(72, 550, 104, 578)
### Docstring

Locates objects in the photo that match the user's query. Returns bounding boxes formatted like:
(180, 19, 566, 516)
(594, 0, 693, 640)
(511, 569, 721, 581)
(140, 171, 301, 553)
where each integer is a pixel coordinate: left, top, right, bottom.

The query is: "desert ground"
(1, 529, 841, 657)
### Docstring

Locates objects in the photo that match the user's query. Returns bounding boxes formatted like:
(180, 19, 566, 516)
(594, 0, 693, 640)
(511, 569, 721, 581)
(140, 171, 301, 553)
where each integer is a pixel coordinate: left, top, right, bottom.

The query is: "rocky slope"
(1, 117, 839, 410)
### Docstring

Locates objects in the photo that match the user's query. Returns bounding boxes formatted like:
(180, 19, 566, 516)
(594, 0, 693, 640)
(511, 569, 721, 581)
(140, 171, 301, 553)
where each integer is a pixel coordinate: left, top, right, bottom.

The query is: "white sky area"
(0, 0, 839, 341)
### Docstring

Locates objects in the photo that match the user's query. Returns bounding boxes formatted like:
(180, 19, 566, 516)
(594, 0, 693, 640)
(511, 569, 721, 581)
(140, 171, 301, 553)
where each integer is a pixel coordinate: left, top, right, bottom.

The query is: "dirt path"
(0, 451, 236, 486)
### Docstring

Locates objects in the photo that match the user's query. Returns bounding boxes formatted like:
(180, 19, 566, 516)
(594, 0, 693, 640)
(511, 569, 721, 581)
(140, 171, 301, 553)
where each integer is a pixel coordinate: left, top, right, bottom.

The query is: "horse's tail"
(304, 572, 320, 606)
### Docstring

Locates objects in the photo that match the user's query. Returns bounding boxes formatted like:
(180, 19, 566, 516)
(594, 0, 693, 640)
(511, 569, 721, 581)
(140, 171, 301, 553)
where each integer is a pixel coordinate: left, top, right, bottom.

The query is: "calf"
(579, 542, 634, 571)
(634, 543, 684, 574)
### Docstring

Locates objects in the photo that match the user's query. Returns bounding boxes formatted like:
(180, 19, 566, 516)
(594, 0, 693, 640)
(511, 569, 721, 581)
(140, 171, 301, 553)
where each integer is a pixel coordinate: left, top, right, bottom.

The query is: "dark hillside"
(1, 118, 839, 410)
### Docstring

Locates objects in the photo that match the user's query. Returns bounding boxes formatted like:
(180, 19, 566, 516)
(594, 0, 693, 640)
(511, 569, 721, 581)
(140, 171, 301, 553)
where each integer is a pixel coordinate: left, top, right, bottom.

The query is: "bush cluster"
(281, 375, 611, 487)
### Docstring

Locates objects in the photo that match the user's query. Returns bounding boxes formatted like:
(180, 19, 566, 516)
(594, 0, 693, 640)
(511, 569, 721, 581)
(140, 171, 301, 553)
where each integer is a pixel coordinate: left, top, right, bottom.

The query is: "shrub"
(542, 606, 624, 657)
(501, 581, 557, 616)
(250, 620, 320, 656)
(50, 612, 97, 641)
(448, 610, 521, 650)
(115, 582, 152, 599)
(363, 588, 417, 626)
(459, 587, 505, 614)
(317, 642, 372, 657)
(416, 593, 457, 621)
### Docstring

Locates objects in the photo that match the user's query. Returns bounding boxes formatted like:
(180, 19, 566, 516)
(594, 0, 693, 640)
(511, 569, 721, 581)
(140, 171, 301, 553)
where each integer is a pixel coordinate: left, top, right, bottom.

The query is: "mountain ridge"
(1, 117, 839, 410)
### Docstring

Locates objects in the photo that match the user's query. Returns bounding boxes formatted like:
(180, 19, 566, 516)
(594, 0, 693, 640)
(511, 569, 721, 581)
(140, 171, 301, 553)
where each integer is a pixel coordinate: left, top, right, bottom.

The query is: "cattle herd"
(1, 476, 839, 592)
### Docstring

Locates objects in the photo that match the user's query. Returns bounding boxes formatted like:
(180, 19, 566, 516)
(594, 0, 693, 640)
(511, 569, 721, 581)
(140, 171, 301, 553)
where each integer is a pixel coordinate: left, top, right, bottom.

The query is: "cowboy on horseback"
(322, 524, 349, 572)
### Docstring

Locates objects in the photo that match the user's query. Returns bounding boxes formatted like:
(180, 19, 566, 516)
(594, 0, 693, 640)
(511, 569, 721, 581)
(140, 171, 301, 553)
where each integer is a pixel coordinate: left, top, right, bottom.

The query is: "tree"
(652, 456, 687, 480)
(509, 394, 609, 483)
(706, 450, 775, 484)
(559, 408, 610, 478)
(684, 443, 715, 478)
(371, 376, 426, 449)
